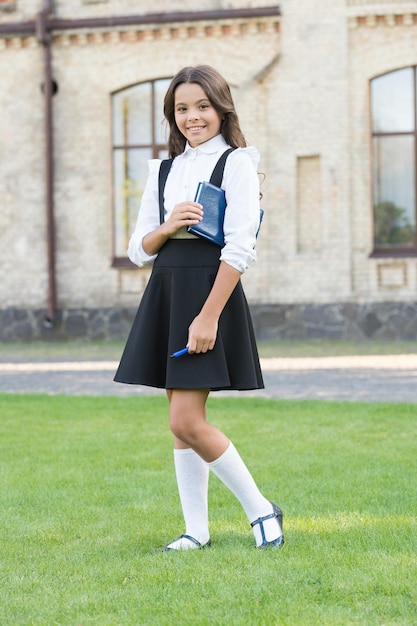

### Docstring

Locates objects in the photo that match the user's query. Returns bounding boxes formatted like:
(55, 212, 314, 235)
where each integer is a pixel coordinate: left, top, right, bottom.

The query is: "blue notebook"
(188, 181, 264, 247)
(188, 181, 227, 247)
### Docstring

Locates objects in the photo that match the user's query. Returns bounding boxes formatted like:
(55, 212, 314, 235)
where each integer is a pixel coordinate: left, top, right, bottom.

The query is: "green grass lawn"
(0, 394, 416, 625)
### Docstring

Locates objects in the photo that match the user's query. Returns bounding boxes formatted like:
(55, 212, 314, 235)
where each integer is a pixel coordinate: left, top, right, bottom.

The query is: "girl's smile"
(174, 82, 222, 148)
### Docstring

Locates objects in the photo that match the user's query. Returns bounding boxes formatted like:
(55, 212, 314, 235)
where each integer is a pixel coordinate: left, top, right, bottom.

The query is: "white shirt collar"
(183, 134, 229, 157)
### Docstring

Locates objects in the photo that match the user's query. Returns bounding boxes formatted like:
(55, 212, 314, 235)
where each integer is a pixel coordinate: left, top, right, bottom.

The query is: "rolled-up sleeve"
(220, 147, 261, 273)
(127, 160, 161, 267)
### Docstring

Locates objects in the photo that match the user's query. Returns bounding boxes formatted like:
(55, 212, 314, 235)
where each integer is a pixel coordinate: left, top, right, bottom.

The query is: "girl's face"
(174, 82, 222, 148)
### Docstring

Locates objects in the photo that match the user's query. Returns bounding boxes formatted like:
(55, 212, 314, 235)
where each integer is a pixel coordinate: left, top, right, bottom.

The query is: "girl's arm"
(187, 149, 261, 354)
(187, 261, 241, 354)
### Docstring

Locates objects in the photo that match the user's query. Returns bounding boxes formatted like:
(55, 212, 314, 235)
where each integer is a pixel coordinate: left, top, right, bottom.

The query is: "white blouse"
(127, 134, 261, 273)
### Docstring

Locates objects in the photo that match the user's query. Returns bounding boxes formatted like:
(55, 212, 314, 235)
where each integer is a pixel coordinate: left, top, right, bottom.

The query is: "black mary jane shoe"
(251, 502, 284, 548)
(160, 534, 211, 552)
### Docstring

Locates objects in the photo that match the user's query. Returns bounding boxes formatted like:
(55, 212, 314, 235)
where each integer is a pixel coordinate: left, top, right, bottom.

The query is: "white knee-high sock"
(208, 441, 282, 546)
(173, 448, 210, 546)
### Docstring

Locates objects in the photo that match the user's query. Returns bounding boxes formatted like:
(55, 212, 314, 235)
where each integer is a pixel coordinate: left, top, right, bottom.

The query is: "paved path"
(1, 355, 416, 402)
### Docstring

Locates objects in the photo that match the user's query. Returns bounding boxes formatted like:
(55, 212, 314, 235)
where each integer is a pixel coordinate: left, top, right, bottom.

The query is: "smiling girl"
(114, 65, 284, 551)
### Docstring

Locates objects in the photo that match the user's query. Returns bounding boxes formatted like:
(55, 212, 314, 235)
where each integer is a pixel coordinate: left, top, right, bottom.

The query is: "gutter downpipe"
(36, 0, 56, 327)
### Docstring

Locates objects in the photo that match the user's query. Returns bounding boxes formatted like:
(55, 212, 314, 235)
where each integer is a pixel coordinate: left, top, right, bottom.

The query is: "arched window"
(371, 67, 416, 254)
(111, 78, 171, 265)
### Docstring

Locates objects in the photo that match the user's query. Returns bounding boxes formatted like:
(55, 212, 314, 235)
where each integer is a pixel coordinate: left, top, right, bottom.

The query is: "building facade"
(1, 0, 417, 341)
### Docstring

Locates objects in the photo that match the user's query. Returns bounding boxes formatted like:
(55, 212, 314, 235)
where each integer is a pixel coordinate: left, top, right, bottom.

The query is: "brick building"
(1, 0, 417, 341)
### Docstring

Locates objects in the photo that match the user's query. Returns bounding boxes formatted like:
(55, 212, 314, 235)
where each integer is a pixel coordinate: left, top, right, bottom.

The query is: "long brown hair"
(163, 65, 247, 158)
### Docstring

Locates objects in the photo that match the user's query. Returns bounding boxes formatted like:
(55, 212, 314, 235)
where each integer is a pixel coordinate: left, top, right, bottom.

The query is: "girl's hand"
(142, 201, 203, 256)
(186, 261, 242, 354)
(187, 313, 218, 354)
(164, 201, 203, 237)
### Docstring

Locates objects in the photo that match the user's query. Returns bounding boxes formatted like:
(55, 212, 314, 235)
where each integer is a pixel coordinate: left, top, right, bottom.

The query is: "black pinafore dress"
(114, 149, 264, 391)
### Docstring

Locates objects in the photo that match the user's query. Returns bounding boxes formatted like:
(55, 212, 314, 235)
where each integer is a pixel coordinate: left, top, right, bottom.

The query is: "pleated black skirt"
(114, 239, 264, 391)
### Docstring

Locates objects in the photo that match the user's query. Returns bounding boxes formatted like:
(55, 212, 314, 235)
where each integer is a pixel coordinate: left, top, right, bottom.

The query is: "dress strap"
(208, 147, 236, 187)
(158, 148, 236, 225)
(158, 158, 174, 225)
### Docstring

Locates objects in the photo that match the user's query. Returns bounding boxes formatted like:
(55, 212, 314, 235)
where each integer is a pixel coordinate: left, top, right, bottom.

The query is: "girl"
(114, 65, 284, 551)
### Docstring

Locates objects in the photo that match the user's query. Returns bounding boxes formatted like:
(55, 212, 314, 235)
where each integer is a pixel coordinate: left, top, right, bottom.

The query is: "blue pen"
(170, 347, 189, 358)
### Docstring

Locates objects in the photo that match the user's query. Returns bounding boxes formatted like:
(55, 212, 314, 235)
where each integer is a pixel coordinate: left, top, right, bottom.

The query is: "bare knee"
(169, 409, 201, 444)
(168, 389, 208, 445)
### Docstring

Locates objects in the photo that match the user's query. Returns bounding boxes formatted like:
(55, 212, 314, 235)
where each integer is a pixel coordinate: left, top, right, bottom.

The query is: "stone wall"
(2, 302, 416, 342)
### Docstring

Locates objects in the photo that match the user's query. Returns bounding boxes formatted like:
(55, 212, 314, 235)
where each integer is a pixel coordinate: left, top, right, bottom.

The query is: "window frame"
(111, 78, 171, 268)
(370, 66, 417, 258)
